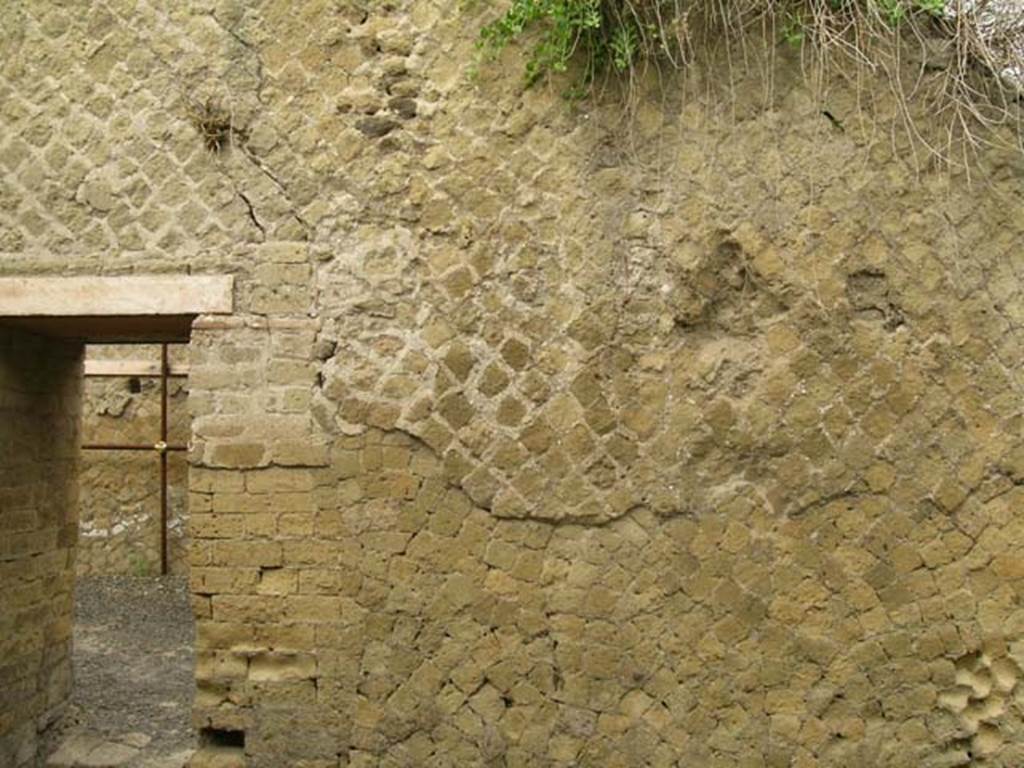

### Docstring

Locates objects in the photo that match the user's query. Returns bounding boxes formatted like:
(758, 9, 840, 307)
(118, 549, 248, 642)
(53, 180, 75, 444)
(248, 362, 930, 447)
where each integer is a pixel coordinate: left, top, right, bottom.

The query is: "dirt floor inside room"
(43, 577, 196, 768)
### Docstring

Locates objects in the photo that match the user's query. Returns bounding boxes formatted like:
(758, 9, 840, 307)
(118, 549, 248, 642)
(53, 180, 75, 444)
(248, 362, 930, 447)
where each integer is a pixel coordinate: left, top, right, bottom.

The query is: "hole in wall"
(200, 728, 246, 749)
(937, 649, 1022, 762)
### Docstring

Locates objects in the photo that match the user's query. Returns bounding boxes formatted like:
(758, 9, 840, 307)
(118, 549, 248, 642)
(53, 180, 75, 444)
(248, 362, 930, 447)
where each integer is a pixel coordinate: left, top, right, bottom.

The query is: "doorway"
(0, 275, 232, 768)
(44, 343, 195, 768)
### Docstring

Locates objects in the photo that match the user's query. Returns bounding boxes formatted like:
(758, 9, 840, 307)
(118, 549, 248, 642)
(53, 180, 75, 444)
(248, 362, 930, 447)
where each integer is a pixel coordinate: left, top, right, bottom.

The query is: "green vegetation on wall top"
(478, 0, 948, 87)
(475, 0, 1024, 158)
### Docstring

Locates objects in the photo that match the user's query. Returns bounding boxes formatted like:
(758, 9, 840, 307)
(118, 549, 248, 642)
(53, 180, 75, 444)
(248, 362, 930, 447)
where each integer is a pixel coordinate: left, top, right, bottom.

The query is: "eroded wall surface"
(0, 330, 82, 768)
(2, 1, 1024, 766)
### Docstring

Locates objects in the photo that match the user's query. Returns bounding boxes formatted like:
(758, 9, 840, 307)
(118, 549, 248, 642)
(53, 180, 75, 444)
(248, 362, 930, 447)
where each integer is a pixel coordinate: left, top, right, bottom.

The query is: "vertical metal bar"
(160, 343, 169, 576)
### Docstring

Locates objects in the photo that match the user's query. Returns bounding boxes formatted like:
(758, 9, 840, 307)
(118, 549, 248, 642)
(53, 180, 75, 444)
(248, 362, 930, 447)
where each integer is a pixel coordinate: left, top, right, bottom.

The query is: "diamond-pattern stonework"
(2, 1, 1024, 767)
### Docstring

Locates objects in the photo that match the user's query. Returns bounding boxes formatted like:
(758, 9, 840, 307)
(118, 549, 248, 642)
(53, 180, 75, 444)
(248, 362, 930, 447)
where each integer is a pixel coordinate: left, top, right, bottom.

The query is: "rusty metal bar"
(86, 374, 189, 379)
(159, 343, 169, 576)
(84, 359, 190, 378)
(85, 371, 189, 379)
(81, 443, 187, 451)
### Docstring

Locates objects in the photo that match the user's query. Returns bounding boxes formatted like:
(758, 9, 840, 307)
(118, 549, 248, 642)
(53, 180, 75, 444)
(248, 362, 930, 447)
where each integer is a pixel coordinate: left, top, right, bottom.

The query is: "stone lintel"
(0, 276, 234, 317)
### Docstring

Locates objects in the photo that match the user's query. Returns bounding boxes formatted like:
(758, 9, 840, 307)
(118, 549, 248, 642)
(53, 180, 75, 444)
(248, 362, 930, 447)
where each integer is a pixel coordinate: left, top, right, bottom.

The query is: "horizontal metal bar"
(82, 443, 187, 452)
(85, 359, 190, 378)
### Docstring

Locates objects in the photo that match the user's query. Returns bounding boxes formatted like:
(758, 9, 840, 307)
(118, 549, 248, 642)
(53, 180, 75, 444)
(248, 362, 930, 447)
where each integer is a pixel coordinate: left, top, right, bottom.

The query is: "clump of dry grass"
(186, 96, 236, 152)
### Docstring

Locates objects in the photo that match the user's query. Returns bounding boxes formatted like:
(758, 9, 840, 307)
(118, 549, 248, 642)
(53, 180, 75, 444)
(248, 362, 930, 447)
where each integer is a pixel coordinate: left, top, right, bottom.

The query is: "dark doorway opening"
(47, 343, 196, 768)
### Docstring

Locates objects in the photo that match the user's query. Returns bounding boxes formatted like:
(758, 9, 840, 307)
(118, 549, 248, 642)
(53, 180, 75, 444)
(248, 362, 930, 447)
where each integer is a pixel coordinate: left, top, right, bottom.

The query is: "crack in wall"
(237, 191, 266, 240)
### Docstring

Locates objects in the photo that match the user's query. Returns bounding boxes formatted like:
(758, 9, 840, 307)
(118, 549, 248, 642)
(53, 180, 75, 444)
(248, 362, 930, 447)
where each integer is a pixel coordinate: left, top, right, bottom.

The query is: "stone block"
(245, 469, 314, 494)
(247, 652, 317, 682)
(205, 444, 268, 469)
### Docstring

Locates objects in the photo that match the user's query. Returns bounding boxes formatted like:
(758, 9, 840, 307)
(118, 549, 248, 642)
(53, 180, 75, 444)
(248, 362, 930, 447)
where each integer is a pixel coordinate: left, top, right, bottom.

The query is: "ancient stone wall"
(79, 345, 189, 577)
(2, 1, 1024, 767)
(0, 330, 82, 768)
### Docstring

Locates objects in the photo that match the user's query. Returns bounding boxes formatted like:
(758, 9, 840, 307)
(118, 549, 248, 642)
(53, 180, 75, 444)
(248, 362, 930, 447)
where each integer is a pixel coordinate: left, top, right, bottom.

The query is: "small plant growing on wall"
(128, 552, 154, 578)
(478, 0, 685, 86)
(186, 96, 236, 152)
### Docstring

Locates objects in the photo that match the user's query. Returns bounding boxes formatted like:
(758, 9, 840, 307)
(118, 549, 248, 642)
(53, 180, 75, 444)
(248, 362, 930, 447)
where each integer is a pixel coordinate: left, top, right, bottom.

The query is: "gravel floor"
(43, 576, 197, 768)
